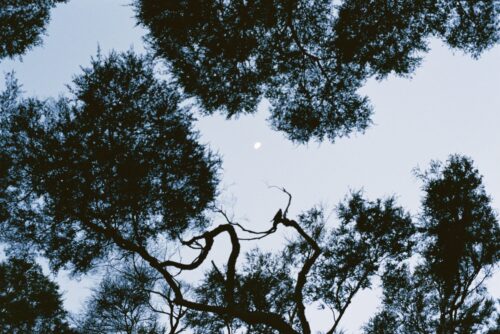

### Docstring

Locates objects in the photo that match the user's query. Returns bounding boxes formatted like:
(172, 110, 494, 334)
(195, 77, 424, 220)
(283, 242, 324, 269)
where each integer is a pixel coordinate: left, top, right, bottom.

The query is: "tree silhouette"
(0, 256, 74, 333)
(0, 0, 68, 60)
(1, 2, 500, 331)
(364, 155, 500, 334)
(134, 0, 499, 142)
(184, 199, 415, 333)
(78, 261, 187, 334)
(0, 52, 220, 272)
(0, 63, 417, 330)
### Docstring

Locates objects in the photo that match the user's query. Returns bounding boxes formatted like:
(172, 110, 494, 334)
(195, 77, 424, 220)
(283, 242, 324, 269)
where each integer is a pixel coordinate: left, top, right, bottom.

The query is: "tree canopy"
(1, 49, 499, 332)
(0, 0, 67, 60)
(0, 256, 74, 333)
(365, 156, 500, 334)
(134, 0, 499, 142)
(77, 262, 176, 334)
(3, 1, 499, 140)
(0, 52, 220, 272)
(0, 1, 499, 333)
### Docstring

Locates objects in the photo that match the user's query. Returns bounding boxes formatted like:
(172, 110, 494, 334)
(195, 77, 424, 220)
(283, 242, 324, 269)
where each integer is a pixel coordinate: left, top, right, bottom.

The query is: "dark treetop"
(0, 0, 67, 60)
(135, 0, 499, 142)
(0, 52, 220, 272)
(365, 156, 500, 334)
(0, 256, 74, 333)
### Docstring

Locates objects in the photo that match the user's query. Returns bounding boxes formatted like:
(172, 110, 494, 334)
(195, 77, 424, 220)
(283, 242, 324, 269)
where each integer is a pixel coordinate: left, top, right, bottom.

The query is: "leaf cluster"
(0, 256, 74, 333)
(0, 0, 68, 59)
(0, 52, 220, 273)
(365, 156, 500, 334)
(134, 0, 499, 142)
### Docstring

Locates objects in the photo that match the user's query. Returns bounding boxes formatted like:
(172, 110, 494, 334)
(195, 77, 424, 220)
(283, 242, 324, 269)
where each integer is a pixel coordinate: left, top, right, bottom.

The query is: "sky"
(1, 0, 499, 332)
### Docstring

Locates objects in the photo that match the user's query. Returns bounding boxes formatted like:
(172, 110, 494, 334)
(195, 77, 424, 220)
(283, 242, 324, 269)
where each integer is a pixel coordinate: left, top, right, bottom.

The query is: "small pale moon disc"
(253, 142, 262, 150)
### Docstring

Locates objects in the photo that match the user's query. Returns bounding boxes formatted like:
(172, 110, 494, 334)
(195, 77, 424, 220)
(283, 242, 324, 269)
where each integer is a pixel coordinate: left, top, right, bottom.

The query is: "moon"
(253, 142, 262, 150)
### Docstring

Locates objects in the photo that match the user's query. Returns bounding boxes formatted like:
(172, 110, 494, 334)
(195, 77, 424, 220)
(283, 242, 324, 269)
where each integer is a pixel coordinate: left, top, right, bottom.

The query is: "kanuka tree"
(78, 261, 185, 334)
(134, 0, 499, 142)
(184, 197, 415, 334)
(0, 256, 74, 333)
(364, 156, 500, 334)
(3, 1, 499, 140)
(0, 0, 68, 60)
(0, 52, 220, 272)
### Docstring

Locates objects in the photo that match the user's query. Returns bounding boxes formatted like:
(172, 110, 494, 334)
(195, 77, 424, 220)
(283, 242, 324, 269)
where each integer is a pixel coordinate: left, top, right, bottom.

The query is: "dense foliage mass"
(365, 156, 500, 334)
(0, 256, 73, 333)
(135, 0, 499, 142)
(0, 0, 67, 59)
(78, 263, 172, 334)
(0, 53, 220, 272)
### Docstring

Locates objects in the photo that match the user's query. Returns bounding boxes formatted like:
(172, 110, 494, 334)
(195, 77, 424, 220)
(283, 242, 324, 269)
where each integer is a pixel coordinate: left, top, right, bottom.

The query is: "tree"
(0, 0, 68, 60)
(134, 0, 499, 142)
(0, 51, 220, 272)
(78, 262, 186, 334)
(0, 256, 74, 333)
(308, 195, 415, 334)
(185, 198, 414, 334)
(364, 155, 500, 334)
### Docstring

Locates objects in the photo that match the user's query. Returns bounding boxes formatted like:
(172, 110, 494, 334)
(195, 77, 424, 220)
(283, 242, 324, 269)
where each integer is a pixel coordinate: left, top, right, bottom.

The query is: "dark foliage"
(78, 262, 177, 334)
(419, 156, 499, 291)
(184, 196, 414, 333)
(0, 256, 73, 333)
(365, 156, 500, 334)
(1, 2, 499, 329)
(134, 0, 499, 142)
(0, 52, 220, 272)
(0, 0, 68, 59)
(185, 249, 297, 333)
(308, 195, 415, 333)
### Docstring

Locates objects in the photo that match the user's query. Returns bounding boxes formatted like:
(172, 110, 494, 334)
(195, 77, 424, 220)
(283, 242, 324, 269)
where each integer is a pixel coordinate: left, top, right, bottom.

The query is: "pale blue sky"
(1, 0, 499, 332)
